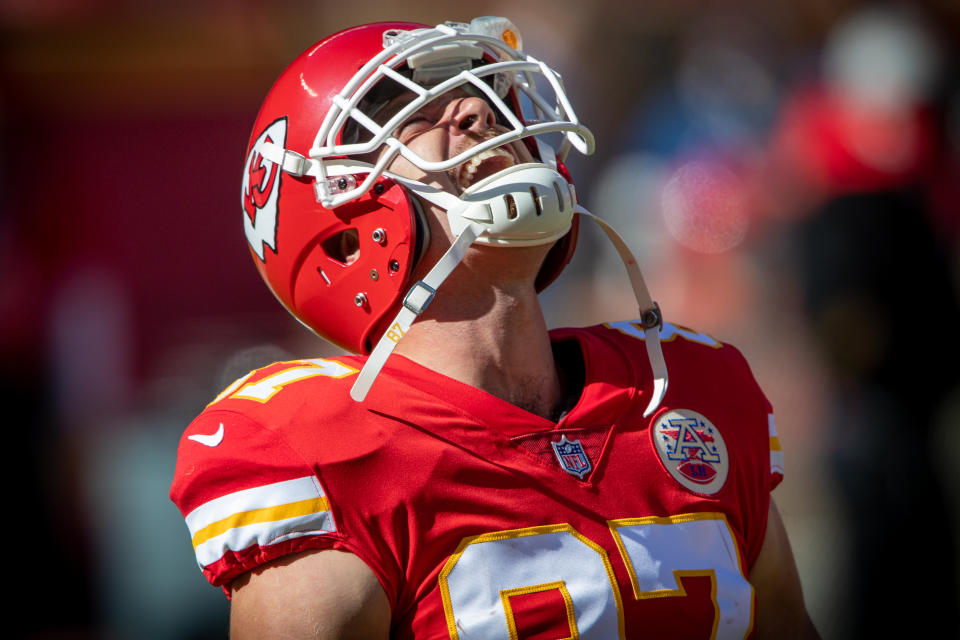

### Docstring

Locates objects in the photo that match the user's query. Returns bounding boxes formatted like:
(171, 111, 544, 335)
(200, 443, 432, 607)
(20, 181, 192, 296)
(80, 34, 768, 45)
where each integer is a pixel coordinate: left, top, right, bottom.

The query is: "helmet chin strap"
(350, 175, 668, 418)
(574, 207, 668, 417)
(350, 220, 485, 402)
(352, 163, 575, 402)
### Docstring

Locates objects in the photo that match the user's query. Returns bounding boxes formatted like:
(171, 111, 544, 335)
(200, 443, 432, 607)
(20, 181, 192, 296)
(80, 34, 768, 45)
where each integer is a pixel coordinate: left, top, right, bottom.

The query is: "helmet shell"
(241, 21, 579, 353)
(242, 23, 425, 353)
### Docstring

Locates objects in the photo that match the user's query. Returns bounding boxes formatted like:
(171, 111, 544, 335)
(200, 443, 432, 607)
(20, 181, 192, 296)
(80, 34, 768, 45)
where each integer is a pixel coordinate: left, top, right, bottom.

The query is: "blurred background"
(3, 0, 959, 638)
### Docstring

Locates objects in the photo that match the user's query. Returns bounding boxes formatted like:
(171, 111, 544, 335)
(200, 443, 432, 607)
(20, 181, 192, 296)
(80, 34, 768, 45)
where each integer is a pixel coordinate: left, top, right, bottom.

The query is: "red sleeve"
(169, 409, 339, 590)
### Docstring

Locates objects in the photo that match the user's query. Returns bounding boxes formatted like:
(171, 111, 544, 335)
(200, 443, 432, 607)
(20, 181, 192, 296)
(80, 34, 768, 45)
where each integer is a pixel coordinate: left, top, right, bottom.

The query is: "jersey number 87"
(440, 515, 753, 640)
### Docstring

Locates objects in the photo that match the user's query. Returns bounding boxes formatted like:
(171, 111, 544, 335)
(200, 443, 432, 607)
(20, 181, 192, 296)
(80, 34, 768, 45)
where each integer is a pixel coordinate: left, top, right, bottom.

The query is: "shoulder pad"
(170, 409, 338, 587)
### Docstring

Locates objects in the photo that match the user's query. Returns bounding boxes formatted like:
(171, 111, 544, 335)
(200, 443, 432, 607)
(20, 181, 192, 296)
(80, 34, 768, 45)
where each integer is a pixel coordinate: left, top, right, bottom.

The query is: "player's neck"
(394, 278, 565, 421)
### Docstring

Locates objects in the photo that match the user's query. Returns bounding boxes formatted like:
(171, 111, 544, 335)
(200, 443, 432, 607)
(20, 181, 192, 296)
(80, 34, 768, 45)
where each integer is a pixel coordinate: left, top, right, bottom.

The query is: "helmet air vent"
(504, 194, 518, 220)
(553, 181, 566, 213)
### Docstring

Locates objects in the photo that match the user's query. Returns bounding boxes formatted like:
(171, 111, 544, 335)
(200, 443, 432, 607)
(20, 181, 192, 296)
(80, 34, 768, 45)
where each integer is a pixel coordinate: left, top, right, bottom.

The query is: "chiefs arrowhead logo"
(652, 409, 729, 495)
(242, 117, 287, 261)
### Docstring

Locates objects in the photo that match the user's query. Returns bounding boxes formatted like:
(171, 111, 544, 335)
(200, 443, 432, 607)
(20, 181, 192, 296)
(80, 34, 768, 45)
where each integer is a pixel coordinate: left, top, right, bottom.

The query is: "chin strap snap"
(350, 221, 486, 402)
(576, 207, 668, 417)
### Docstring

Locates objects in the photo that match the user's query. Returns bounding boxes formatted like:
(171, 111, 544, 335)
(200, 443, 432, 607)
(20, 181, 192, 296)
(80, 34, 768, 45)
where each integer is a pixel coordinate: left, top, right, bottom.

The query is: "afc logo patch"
(242, 117, 287, 261)
(652, 409, 729, 495)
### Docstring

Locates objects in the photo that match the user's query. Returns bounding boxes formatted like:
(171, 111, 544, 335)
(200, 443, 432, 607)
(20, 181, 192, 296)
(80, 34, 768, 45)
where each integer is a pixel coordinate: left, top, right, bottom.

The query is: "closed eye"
(395, 115, 432, 143)
(394, 116, 429, 142)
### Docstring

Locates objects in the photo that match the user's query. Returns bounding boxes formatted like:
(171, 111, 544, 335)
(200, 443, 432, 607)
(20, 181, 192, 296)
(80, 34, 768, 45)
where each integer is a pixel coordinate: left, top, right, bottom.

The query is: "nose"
(450, 96, 497, 135)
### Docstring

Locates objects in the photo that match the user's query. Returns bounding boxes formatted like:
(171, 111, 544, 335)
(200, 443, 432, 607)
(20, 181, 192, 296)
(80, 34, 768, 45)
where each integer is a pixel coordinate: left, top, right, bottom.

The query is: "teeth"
(456, 147, 515, 190)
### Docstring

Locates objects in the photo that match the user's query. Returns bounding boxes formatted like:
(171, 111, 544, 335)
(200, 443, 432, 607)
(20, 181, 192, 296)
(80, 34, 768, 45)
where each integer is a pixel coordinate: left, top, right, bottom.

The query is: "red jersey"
(170, 321, 784, 639)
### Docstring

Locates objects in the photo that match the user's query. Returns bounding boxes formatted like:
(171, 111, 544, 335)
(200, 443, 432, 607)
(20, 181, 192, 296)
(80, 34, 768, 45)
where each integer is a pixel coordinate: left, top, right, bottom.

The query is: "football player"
(171, 17, 819, 639)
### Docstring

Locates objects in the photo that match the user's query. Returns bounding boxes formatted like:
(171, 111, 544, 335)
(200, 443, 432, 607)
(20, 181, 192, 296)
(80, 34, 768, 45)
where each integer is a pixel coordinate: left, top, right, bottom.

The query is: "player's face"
(372, 88, 535, 196)
(365, 88, 550, 285)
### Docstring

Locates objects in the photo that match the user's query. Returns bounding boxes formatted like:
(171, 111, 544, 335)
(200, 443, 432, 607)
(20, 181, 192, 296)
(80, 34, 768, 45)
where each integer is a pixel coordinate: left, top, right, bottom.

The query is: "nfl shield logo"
(551, 435, 592, 479)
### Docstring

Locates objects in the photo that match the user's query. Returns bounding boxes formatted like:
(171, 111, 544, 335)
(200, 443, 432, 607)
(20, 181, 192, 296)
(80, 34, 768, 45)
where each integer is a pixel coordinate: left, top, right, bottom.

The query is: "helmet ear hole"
(322, 228, 360, 265)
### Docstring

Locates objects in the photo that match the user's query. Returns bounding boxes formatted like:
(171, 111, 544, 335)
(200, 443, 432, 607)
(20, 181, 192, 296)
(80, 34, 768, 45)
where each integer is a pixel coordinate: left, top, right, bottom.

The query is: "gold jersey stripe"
(192, 496, 330, 549)
(769, 436, 782, 452)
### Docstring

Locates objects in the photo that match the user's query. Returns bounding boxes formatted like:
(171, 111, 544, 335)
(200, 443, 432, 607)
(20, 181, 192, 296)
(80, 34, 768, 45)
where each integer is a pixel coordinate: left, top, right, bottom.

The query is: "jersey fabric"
(170, 321, 783, 639)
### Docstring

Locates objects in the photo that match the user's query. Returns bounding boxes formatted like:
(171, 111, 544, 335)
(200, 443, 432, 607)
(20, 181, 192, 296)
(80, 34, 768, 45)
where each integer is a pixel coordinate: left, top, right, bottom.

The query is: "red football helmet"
(241, 17, 594, 357)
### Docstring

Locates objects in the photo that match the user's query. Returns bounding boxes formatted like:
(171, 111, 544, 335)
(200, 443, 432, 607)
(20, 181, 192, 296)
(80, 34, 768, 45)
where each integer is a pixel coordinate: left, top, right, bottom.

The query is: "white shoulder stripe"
(768, 413, 785, 476)
(185, 476, 325, 536)
(605, 321, 720, 348)
(194, 510, 336, 568)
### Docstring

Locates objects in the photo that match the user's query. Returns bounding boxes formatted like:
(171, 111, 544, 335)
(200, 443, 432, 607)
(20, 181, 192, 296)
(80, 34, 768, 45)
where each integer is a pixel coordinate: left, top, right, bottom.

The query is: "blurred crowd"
(2, 1, 958, 638)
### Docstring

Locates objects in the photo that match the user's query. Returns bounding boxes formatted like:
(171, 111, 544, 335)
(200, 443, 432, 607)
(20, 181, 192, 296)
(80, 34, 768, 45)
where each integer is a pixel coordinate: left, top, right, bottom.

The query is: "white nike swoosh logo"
(188, 422, 224, 447)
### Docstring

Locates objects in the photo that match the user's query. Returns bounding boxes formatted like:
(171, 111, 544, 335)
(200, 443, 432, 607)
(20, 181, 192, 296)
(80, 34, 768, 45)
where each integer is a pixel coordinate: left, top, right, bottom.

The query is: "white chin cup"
(395, 163, 576, 247)
(454, 163, 576, 245)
